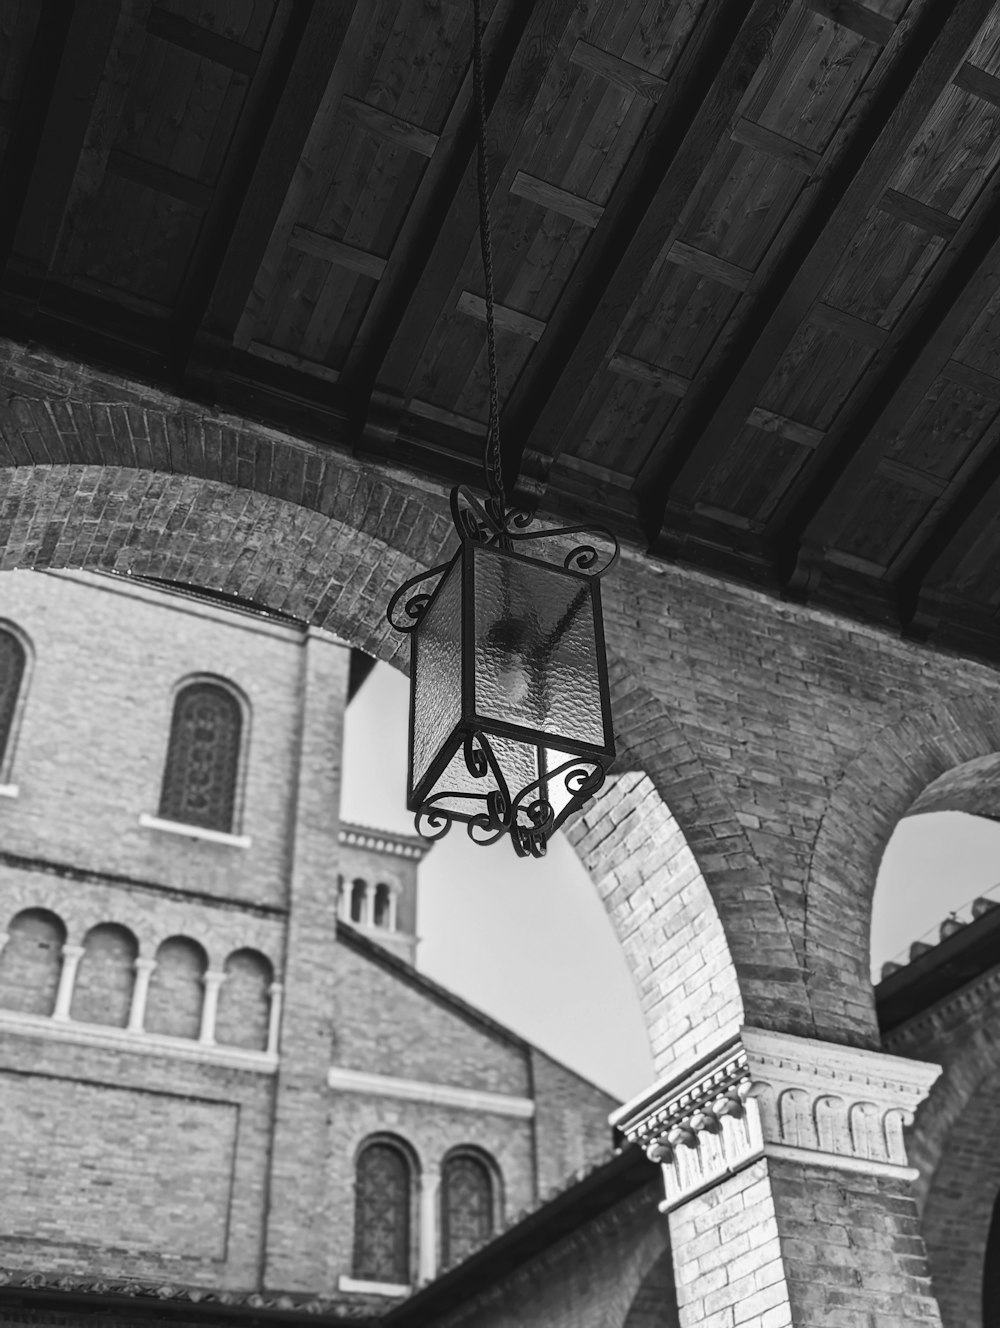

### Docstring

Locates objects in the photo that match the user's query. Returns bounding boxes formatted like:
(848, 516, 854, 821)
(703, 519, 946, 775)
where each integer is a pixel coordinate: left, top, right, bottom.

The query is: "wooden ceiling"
(3, 0, 1000, 659)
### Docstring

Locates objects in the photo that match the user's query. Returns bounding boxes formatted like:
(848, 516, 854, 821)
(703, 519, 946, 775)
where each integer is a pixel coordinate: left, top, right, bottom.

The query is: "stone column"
(266, 981, 283, 1056)
(613, 1028, 945, 1327)
(199, 969, 227, 1045)
(363, 880, 375, 928)
(128, 957, 157, 1032)
(52, 943, 85, 1020)
(418, 1165, 441, 1284)
(387, 886, 399, 933)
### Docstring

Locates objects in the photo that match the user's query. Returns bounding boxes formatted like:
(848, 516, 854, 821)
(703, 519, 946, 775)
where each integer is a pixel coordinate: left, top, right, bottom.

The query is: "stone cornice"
(612, 1027, 941, 1211)
(327, 1065, 534, 1117)
(339, 823, 430, 861)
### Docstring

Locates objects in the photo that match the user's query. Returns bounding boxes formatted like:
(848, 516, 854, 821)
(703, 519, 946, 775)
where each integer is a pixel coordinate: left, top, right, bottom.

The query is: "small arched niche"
(0, 908, 66, 1015)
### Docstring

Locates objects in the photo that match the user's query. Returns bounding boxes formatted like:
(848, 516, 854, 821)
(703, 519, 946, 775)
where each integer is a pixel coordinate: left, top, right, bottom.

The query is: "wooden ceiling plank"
(877, 187, 960, 237)
(288, 226, 387, 280)
(502, 0, 801, 506)
(877, 457, 947, 495)
(567, 40, 667, 102)
(799, 0, 896, 47)
(145, 7, 260, 75)
(342, 0, 585, 408)
(773, 149, 1000, 580)
(558, 454, 633, 487)
(941, 358, 1000, 400)
(745, 405, 824, 448)
(811, 303, 888, 346)
(196, 1, 371, 347)
(457, 290, 546, 341)
(339, 96, 439, 159)
(730, 118, 822, 174)
(10, 0, 137, 275)
(648, 0, 987, 535)
(509, 171, 604, 227)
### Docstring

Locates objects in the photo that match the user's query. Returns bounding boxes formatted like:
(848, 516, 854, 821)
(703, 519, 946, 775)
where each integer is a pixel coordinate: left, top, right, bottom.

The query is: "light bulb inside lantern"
(486, 615, 535, 715)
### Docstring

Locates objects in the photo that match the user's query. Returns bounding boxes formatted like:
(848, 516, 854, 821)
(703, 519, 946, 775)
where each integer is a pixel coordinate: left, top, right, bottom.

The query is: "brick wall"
(529, 1049, 616, 1195)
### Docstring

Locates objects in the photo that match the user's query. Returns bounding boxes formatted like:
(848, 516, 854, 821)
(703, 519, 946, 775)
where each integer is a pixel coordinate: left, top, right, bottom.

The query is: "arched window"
(441, 1152, 494, 1269)
(70, 923, 137, 1027)
(374, 884, 392, 929)
(353, 1140, 412, 1285)
(0, 908, 65, 1016)
(0, 627, 27, 772)
(144, 936, 207, 1039)
(159, 681, 242, 832)
(215, 948, 272, 1051)
(351, 879, 366, 924)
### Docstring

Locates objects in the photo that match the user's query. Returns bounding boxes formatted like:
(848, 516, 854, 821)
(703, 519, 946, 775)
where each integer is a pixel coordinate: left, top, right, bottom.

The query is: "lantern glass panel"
(423, 733, 542, 821)
(411, 553, 463, 795)
(472, 545, 606, 749)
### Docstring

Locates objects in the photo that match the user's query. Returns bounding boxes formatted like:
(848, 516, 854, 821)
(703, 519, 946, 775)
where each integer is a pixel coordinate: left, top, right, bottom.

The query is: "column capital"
(60, 943, 86, 960)
(133, 957, 157, 974)
(202, 968, 228, 988)
(612, 1026, 942, 1212)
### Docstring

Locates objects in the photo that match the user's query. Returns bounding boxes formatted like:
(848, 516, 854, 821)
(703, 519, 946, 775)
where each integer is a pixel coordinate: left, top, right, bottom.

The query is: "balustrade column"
(418, 1165, 441, 1284)
(267, 980, 283, 1056)
(128, 957, 157, 1032)
(52, 943, 85, 1020)
(615, 1028, 945, 1327)
(199, 969, 227, 1045)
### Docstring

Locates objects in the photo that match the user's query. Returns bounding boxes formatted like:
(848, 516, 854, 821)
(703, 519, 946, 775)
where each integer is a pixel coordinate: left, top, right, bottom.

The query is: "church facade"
(0, 569, 616, 1313)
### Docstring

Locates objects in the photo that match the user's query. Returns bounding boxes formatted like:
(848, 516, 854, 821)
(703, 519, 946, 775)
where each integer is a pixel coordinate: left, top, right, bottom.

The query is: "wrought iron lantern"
(387, 488, 617, 857)
(384, 0, 617, 856)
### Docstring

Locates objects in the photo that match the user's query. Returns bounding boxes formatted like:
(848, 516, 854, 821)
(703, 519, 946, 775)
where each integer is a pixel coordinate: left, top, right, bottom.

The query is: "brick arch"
(899, 983, 1000, 1328)
(808, 698, 1000, 1038)
(0, 460, 815, 1056)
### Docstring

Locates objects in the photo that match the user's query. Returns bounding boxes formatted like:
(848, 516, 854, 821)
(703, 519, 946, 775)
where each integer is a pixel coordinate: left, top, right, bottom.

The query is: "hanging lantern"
(387, 488, 617, 858)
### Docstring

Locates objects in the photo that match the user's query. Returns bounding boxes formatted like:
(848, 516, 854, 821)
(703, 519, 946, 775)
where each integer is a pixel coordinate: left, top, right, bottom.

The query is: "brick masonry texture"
(0, 564, 619, 1302)
(8, 345, 1000, 1068)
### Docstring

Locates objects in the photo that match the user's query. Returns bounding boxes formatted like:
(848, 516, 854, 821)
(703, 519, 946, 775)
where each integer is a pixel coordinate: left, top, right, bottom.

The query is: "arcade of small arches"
(338, 876, 400, 933)
(0, 907, 280, 1055)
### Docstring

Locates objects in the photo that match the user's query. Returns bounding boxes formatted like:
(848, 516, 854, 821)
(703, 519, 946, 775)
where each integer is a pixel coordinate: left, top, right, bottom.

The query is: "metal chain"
(471, 0, 506, 527)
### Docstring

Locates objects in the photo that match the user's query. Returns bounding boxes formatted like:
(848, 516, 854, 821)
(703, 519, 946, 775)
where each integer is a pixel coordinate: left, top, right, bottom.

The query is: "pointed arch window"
(441, 1153, 494, 1269)
(159, 681, 242, 832)
(0, 627, 27, 773)
(353, 1140, 411, 1285)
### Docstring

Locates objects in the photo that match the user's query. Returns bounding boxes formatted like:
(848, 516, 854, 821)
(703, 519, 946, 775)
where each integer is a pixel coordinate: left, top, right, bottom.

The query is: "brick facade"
(0, 564, 617, 1305)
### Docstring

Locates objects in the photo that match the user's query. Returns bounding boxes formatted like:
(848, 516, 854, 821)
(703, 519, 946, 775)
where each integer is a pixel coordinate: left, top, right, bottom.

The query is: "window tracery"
(353, 1140, 411, 1284)
(159, 681, 242, 832)
(441, 1153, 494, 1269)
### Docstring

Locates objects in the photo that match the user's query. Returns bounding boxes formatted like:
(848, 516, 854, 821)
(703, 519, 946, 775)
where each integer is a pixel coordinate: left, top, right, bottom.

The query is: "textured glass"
(411, 555, 463, 797)
(159, 682, 241, 831)
(472, 546, 606, 748)
(441, 1155, 493, 1269)
(423, 732, 539, 819)
(353, 1143, 410, 1284)
(0, 629, 25, 766)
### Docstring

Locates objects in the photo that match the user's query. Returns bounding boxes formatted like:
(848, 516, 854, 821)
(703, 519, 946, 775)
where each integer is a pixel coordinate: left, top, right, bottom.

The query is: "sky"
(343, 663, 1000, 1103)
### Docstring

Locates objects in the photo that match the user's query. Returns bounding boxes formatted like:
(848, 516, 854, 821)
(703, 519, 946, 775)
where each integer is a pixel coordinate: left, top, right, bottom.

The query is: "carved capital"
(611, 1027, 941, 1213)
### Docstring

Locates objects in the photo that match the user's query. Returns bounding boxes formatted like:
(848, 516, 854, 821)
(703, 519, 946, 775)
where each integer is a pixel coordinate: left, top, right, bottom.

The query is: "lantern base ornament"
(387, 487, 618, 857)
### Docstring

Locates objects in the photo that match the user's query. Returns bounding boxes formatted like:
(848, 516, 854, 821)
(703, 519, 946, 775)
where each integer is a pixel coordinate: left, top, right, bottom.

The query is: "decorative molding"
(339, 822, 429, 860)
(327, 1065, 535, 1118)
(0, 1007, 278, 1072)
(337, 1276, 410, 1297)
(138, 813, 251, 849)
(612, 1027, 941, 1211)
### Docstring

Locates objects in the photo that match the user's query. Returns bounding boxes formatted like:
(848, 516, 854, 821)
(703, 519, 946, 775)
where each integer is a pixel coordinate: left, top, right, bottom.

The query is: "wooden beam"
(730, 118, 821, 174)
(811, 303, 888, 347)
(502, 0, 801, 507)
(10, 0, 134, 274)
(800, 0, 896, 46)
(878, 187, 960, 237)
(609, 353, 691, 396)
(196, 1, 370, 346)
(666, 242, 752, 290)
(340, 96, 439, 157)
(457, 290, 545, 340)
(341, 0, 586, 409)
(646, 0, 988, 542)
(145, 6, 259, 75)
(105, 149, 213, 209)
(941, 358, 1000, 400)
(954, 60, 1000, 109)
(288, 226, 387, 279)
(772, 151, 1000, 582)
(568, 40, 667, 101)
(509, 172, 603, 227)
